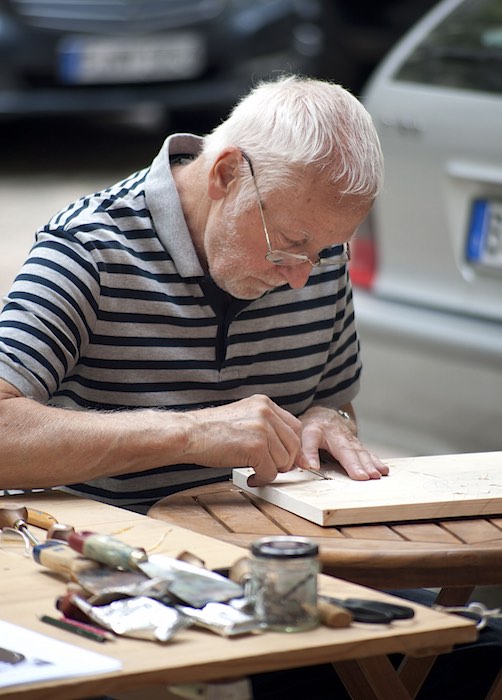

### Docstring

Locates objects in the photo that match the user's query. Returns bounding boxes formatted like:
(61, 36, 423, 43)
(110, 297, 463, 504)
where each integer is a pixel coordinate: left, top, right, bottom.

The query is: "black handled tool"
(319, 596, 415, 624)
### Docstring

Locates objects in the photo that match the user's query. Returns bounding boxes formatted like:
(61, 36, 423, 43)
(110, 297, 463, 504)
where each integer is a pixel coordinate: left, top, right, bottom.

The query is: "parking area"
(0, 119, 165, 297)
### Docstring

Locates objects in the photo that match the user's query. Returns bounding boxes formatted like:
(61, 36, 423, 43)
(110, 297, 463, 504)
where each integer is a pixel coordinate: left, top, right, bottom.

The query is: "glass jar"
(249, 536, 320, 632)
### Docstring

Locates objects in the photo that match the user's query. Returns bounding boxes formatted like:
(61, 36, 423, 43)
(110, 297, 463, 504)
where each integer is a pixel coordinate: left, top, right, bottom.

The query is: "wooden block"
(232, 452, 502, 527)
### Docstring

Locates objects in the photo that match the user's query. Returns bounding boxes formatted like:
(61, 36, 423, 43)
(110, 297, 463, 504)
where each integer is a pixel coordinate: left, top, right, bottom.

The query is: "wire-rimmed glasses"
(240, 151, 350, 268)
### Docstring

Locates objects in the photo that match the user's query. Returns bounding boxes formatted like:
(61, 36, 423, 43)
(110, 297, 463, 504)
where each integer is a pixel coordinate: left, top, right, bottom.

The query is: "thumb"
(297, 425, 323, 470)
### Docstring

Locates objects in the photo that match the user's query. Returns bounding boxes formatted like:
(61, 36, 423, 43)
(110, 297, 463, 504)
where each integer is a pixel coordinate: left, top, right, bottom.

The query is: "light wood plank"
(233, 452, 502, 527)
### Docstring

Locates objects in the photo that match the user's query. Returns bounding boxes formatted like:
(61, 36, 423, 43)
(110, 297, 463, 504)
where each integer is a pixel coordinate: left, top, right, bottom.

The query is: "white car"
(350, 0, 502, 457)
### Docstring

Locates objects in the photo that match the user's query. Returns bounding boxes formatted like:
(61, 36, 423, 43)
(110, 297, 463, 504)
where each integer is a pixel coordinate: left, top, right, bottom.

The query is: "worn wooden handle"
(317, 600, 353, 628)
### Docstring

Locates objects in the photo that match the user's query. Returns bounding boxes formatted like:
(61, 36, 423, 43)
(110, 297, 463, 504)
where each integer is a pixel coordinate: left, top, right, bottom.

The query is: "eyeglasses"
(240, 151, 350, 268)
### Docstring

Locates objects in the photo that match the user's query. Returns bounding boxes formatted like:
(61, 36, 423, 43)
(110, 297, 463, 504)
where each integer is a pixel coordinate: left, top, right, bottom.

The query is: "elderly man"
(2, 75, 500, 700)
(0, 75, 387, 512)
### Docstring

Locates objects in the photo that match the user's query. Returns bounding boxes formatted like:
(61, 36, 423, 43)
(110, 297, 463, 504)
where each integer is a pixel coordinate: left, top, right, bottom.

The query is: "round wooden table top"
(148, 481, 502, 596)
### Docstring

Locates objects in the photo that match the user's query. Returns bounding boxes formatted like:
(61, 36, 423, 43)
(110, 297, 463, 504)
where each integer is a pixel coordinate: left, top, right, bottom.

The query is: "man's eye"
(280, 233, 303, 248)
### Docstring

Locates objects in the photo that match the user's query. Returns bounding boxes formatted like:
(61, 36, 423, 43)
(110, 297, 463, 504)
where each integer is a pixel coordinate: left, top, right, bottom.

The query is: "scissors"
(319, 595, 415, 624)
(433, 602, 502, 630)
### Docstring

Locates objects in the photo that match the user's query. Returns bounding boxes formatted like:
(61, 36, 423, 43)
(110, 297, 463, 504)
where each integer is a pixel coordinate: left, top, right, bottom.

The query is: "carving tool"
(67, 531, 243, 607)
(33, 540, 102, 579)
(68, 531, 149, 571)
(319, 596, 415, 624)
(308, 601, 353, 628)
(301, 468, 333, 481)
(33, 540, 162, 603)
(0, 505, 40, 546)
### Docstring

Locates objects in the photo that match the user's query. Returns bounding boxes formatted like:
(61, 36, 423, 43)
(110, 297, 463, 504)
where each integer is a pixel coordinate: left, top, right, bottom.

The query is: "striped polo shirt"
(0, 134, 361, 512)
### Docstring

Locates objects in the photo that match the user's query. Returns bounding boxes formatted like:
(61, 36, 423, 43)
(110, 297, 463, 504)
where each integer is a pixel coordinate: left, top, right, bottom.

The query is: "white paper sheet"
(0, 620, 122, 689)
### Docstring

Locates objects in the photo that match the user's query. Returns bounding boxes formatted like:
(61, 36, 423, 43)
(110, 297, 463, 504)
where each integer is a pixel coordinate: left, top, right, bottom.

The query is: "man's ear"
(207, 147, 242, 200)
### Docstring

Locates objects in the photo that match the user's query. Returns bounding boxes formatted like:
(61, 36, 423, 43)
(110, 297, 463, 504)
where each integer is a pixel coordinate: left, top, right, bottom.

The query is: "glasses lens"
(266, 250, 311, 266)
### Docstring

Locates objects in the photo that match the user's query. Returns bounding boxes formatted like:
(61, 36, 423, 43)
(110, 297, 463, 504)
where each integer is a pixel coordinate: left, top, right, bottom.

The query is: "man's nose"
(279, 263, 311, 289)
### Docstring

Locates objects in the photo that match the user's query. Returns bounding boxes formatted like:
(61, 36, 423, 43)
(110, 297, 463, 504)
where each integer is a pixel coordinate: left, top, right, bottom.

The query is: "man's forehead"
(270, 191, 368, 236)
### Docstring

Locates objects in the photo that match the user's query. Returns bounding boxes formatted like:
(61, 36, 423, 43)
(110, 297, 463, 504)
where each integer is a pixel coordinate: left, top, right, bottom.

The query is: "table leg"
(435, 586, 475, 606)
(487, 667, 502, 700)
(334, 656, 413, 700)
(115, 679, 253, 700)
(396, 585, 476, 697)
(397, 656, 437, 698)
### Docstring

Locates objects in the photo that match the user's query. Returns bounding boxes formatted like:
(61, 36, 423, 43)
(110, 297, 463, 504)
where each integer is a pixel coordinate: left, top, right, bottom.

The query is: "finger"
(247, 463, 278, 487)
(249, 425, 301, 483)
(331, 443, 389, 480)
(298, 424, 323, 470)
(257, 401, 303, 472)
(358, 451, 389, 478)
(298, 404, 389, 481)
(244, 401, 303, 485)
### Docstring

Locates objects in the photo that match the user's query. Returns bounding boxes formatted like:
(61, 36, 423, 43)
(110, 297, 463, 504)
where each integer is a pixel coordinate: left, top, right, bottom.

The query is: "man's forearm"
(0, 393, 307, 490)
(0, 396, 193, 489)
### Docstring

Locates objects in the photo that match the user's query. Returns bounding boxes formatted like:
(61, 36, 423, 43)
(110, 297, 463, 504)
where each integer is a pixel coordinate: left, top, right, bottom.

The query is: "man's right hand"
(184, 394, 304, 487)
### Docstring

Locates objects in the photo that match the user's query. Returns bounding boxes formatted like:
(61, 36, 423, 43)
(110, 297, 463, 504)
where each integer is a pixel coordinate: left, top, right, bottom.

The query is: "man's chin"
(228, 288, 267, 301)
(215, 277, 280, 300)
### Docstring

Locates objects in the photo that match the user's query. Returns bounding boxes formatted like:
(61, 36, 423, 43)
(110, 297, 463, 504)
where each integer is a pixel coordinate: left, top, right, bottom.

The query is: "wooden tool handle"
(317, 601, 353, 628)
(26, 507, 58, 530)
(33, 542, 100, 580)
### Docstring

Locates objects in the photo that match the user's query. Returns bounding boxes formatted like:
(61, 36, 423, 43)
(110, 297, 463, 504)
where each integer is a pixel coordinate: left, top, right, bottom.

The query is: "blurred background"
(1, 0, 501, 460)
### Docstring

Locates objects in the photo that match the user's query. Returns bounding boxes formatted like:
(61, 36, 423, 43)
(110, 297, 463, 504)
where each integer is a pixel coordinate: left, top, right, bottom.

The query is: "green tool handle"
(69, 532, 148, 571)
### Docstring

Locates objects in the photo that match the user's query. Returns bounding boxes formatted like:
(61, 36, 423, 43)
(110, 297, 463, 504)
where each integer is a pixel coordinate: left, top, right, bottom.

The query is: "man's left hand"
(297, 405, 389, 480)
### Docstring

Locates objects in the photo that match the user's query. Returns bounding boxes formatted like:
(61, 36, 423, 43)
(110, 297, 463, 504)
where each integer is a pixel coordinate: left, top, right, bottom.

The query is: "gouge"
(0, 505, 40, 546)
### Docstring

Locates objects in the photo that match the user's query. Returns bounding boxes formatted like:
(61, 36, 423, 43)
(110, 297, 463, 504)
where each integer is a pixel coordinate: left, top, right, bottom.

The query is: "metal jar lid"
(251, 536, 319, 559)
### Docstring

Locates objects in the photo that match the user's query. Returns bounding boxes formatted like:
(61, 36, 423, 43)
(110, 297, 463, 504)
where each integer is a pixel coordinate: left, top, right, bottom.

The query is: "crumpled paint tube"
(177, 602, 262, 637)
(71, 594, 189, 642)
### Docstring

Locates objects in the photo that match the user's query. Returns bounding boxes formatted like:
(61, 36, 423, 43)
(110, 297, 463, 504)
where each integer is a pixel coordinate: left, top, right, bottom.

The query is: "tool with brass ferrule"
(0, 505, 41, 546)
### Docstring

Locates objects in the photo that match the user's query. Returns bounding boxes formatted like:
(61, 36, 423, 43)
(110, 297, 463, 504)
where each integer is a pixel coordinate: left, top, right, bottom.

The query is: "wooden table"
(148, 481, 502, 604)
(0, 491, 478, 700)
(149, 481, 502, 699)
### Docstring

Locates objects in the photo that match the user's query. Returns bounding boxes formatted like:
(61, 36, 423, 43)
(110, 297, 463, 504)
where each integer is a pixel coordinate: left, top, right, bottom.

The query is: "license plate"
(58, 33, 205, 84)
(466, 198, 502, 269)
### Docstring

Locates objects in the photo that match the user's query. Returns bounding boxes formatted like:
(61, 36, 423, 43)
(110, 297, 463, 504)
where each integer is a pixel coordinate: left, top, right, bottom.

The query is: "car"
(350, 0, 502, 457)
(0, 0, 439, 128)
(0, 0, 336, 125)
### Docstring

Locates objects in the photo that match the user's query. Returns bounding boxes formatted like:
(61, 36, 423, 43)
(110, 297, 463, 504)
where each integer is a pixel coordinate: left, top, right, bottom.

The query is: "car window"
(393, 0, 502, 93)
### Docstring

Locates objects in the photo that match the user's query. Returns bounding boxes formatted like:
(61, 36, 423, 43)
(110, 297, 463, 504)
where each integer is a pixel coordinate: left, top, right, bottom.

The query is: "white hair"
(202, 74, 384, 211)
